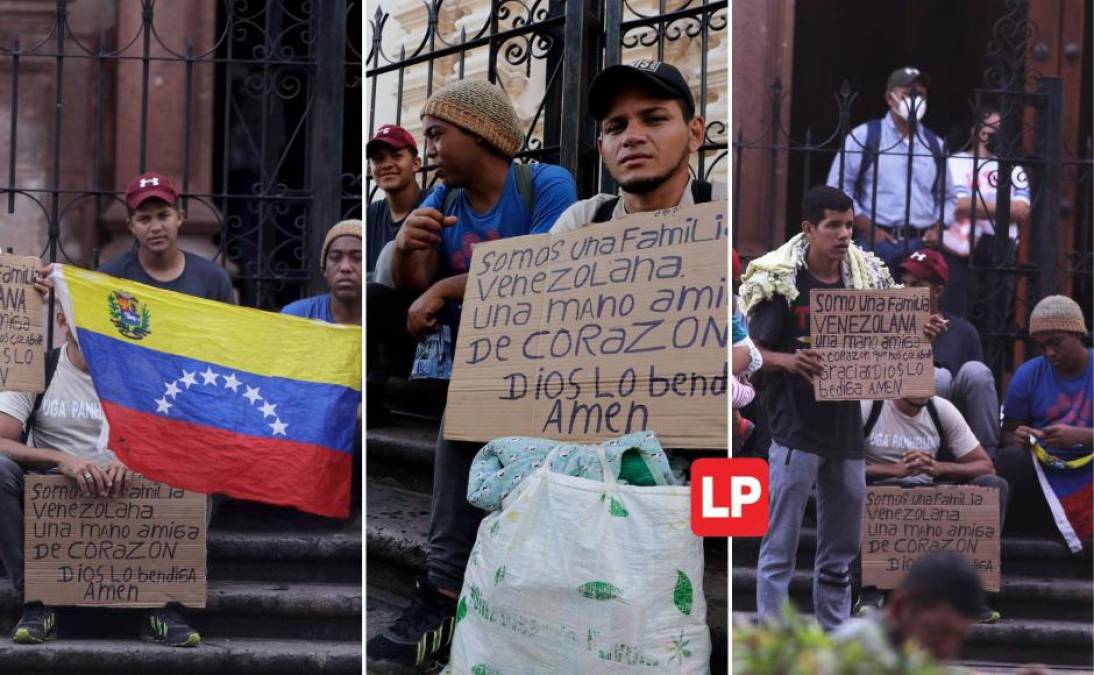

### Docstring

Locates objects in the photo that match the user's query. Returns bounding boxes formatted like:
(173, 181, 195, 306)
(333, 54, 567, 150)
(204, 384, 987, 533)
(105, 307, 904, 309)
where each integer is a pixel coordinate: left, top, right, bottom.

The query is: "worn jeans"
(0, 455, 25, 591)
(426, 414, 486, 594)
(757, 442, 865, 631)
(935, 362, 1001, 459)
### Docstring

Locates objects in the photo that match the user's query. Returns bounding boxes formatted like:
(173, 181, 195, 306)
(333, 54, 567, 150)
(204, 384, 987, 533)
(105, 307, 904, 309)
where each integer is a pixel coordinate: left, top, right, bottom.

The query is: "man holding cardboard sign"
(0, 310, 199, 647)
(739, 185, 949, 631)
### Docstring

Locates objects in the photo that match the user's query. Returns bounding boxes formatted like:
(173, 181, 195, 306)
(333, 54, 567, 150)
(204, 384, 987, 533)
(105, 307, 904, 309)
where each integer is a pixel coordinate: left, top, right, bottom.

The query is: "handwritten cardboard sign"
(862, 485, 1000, 591)
(810, 287, 934, 401)
(0, 255, 44, 393)
(444, 201, 728, 448)
(24, 475, 207, 607)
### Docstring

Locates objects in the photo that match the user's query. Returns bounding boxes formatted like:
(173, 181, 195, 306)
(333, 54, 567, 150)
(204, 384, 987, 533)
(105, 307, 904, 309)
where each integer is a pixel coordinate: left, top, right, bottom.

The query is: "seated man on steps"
(855, 394, 1008, 622)
(0, 310, 199, 647)
(365, 79, 576, 673)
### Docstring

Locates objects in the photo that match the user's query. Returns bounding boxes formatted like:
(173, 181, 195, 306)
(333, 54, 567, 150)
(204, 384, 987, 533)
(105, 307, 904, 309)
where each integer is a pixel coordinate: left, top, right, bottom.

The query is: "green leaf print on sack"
(456, 597, 468, 624)
(490, 520, 501, 538)
(471, 665, 503, 675)
(578, 581, 623, 601)
(674, 570, 693, 615)
(495, 566, 506, 585)
(669, 630, 692, 664)
(609, 496, 629, 517)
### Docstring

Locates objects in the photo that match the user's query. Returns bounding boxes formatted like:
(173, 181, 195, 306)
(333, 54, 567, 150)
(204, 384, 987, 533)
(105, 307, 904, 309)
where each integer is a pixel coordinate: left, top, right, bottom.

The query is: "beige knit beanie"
(421, 80, 523, 158)
(321, 219, 362, 271)
(1029, 295, 1087, 335)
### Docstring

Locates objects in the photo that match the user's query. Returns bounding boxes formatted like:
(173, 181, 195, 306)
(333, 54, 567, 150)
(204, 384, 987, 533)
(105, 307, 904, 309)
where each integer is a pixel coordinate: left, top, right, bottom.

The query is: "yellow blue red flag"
(51, 265, 361, 518)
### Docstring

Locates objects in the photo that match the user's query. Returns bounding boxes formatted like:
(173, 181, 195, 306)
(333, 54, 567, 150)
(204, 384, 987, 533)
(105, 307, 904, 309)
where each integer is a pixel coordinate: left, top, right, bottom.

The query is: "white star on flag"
(200, 367, 220, 386)
(179, 370, 197, 388)
(164, 381, 181, 399)
(270, 418, 288, 436)
(223, 373, 241, 392)
(155, 397, 173, 414)
(243, 386, 262, 404)
(259, 401, 277, 419)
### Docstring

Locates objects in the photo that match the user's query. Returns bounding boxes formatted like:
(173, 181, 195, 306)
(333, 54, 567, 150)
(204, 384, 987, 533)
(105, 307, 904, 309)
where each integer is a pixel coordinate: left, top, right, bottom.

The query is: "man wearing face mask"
(827, 67, 953, 275)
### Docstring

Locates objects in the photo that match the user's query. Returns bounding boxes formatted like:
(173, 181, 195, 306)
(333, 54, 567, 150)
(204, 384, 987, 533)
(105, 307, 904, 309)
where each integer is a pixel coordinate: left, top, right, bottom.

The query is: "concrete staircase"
(0, 500, 362, 674)
(731, 498, 1094, 669)
(366, 379, 729, 674)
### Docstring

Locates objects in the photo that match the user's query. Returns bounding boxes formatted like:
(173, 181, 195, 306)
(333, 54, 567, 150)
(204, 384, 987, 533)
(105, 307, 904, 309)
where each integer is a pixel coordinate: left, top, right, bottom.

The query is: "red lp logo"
(690, 458, 769, 537)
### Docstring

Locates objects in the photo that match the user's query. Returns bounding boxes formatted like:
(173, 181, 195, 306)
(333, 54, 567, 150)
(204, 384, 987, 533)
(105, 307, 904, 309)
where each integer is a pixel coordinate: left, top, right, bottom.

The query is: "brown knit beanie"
(421, 80, 523, 158)
(321, 219, 362, 271)
(1029, 295, 1088, 335)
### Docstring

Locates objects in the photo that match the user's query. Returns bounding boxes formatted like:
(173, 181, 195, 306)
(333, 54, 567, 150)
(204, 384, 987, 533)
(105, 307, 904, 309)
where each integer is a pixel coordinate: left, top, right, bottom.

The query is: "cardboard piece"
(24, 475, 207, 607)
(0, 255, 45, 393)
(861, 485, 1001, 592)
(810, 287, 934, 401)
(445, 201, 728, 448)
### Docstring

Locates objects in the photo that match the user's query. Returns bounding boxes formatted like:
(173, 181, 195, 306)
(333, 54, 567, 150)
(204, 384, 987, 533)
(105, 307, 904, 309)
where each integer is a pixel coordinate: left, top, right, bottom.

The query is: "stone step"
(366, 413, 441, 493)
(0, 580, 361, 641)
(0, 637, 361, 675)
(733, 611, 1094, 669)
(383, 377, 448, 421)
(207, 529, 361, 583)
(732, 527, 1093, 579)
(731, 567, 1093, 622)
(366, 481, 729, 673)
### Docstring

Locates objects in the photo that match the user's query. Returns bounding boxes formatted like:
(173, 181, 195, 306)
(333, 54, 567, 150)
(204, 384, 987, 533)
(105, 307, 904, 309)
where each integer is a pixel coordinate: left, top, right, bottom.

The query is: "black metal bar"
(306, 0, 346, 295)
(559, 0, 602, 198)
(604, 0, 622, 68)
(617, 1, 726, 31)
(93, 30, 107, 266)
(181, 39, 194, 213)
(732, 129, 743, 248)
(6, 33, 19, 214)
(488, 0, 500, 84)
(1032, 77, 1064, 299)
(138, 0, 153, 172)
(766, 78, 781, 251)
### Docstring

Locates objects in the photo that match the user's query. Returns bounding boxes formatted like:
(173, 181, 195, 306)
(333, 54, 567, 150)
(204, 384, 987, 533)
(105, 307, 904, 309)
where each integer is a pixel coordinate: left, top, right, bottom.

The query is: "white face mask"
(891, 93, 927, 122)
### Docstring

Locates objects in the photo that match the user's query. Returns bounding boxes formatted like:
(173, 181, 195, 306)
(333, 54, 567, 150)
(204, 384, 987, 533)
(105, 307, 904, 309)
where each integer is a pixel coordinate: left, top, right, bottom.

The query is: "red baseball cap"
(900, 248, 949, 284)
(125, 172, 180, 210)
(367, 124, 417, 158)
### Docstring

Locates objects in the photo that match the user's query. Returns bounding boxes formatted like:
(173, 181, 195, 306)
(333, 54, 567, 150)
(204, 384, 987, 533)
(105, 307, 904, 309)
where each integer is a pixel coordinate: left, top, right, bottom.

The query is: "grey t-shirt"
(0, 345, 113, 464)
(99, 250, 234, 303)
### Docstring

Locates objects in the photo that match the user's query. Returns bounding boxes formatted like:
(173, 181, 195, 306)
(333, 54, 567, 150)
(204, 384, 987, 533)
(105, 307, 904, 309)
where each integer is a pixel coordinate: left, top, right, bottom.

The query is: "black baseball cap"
(587, 60, 696, 120)
(886, 66, 930, 90)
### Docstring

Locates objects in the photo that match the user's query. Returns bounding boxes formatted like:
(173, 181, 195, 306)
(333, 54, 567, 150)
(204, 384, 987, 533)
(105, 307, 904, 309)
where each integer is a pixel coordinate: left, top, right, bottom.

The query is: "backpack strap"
(441, 163, 536, 218)
(22, 346, 62, 444)
(690, 179, 713, 204)
(591, 197, 620, 223)
(513, 162, 534, 216)
(920, 127, 946, 202)
(863, 399, 884, 437)
(854, 118, 883, 201)
(925, 398, 952, 461)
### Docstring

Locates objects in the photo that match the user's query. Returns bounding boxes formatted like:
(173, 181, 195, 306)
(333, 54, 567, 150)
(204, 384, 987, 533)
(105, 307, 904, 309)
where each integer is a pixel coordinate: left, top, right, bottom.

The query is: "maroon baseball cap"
(125, 172, 180, 210)
(367, 124, 417, 158)
(900, 248, 949, 284)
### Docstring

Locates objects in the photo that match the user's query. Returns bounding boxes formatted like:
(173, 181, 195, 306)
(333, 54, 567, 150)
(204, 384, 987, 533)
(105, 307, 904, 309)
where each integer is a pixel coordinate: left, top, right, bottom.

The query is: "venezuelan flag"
(51, 265, 361, 518)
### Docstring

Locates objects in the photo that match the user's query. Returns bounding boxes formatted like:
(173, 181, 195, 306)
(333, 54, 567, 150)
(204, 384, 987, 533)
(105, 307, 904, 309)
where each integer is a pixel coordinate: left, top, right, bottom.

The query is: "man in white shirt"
(549, 60, 725, 234)
(857, 395, 1007, 622)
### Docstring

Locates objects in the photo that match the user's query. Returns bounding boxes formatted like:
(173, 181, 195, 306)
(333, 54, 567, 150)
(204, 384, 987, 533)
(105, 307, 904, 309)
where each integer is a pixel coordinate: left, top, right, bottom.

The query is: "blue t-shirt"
(420, 163, 577, 276)
(1003, 349, 1093, 450)
(732, 314, 747, 344)
(281, 294, 334, 323)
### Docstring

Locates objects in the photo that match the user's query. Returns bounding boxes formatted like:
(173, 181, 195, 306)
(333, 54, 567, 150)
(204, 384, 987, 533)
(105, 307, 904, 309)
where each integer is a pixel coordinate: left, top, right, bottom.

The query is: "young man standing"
(366, 80, 576, 673)
(826, 67, 952, 273)
(366, 125, 425, 275)
(549, 60, 724, 233)
(740, 185, 947, 631)
(99, 172, 234, 304)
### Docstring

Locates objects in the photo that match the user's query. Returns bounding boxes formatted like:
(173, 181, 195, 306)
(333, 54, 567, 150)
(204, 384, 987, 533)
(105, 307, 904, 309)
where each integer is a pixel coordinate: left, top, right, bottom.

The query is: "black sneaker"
(140, 607, 201, 647)
(11, 603, 56, 644)
(367, 577, 459, 674)
(853, 587, 886, 617)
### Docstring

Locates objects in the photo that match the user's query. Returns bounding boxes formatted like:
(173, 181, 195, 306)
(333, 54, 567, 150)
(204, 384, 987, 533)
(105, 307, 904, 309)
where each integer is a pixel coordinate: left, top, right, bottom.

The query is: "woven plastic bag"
(445, 442, 710, 674)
